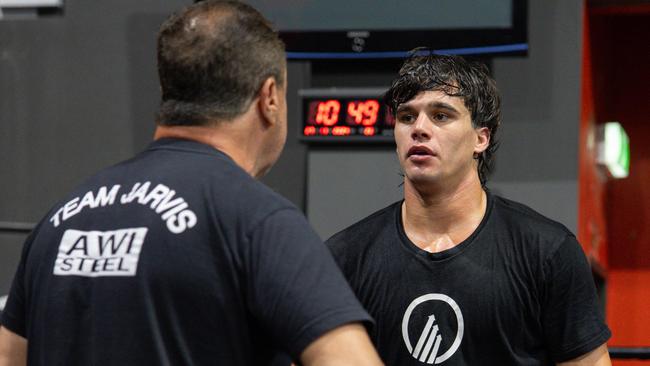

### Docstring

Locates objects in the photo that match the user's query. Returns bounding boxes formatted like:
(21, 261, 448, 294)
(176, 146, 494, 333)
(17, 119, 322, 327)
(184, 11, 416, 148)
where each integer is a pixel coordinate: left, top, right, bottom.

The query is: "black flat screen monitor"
(245, 0, 527, 59)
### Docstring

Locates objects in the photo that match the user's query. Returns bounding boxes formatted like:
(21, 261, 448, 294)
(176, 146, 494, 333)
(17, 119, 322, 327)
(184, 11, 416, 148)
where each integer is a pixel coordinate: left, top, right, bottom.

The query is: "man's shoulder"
(489, 194, 575, 256)
(491, 194, 572, 234)
(48, 140, 297, 232)
(326, 201, 401, 255)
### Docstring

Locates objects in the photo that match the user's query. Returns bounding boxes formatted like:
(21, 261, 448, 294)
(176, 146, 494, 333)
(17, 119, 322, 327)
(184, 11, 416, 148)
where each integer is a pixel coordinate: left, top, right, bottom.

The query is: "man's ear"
(257, 76, 280, 127)
(474, 127, 490, 154)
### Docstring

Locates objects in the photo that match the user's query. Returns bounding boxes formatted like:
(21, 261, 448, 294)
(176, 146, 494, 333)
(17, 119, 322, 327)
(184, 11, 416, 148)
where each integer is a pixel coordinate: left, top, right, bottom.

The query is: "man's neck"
(402, 174, 487, 253)
(153, 120, 262, 178)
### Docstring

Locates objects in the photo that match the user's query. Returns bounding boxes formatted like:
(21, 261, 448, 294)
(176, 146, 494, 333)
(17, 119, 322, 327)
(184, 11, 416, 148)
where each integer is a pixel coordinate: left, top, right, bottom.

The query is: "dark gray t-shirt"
(2, 138, 371, 365)
(327, 193, 610, 365)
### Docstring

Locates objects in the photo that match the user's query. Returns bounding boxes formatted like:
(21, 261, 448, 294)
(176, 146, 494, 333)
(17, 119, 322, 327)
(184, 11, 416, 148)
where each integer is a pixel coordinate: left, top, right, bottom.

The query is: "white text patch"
(53, 228, 148, 277)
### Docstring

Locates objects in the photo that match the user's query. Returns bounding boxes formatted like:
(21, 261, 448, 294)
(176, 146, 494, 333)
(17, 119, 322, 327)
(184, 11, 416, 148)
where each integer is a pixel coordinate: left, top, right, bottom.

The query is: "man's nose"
(411, 114, 431, 141)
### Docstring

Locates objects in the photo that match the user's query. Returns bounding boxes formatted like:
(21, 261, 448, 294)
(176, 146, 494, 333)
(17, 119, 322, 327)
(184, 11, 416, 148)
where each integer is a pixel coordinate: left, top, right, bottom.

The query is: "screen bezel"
(282, 1, 527, 59)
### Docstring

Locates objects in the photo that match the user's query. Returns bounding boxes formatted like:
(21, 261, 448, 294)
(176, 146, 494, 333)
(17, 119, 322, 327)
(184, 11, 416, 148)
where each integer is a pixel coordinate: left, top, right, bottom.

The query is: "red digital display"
(314, 100, 340, 126)
(332, 126, 352, 136)
(307, 99, 380, 127)
(303, 126, 316, 136)
(302, 96, 394, 142)
(346, 100, 379, 126)
(362, 126, 376, 136)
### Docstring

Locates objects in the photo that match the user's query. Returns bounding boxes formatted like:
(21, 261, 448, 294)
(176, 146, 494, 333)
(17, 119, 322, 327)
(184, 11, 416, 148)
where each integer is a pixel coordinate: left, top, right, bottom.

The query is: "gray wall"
(307, 149, 403, 237)
(490, 0, 582, 233)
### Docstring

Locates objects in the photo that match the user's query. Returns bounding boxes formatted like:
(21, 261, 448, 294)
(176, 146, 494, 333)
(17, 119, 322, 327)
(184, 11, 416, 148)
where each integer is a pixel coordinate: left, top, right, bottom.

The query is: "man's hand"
(300, 323, 383, 366)
(0, 326, 27, 366)
(558, 343, 611, 366)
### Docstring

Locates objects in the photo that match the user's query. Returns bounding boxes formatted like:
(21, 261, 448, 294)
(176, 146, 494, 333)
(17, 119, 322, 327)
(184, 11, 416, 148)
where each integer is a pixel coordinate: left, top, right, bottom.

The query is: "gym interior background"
(0, 0, 648, 363)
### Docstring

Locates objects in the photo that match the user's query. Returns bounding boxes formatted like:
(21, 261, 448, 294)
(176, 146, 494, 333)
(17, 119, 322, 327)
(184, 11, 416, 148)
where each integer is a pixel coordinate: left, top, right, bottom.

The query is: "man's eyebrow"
(428, 102, 459, 113)
(396, 101, 460, 114)
(395, 104, 413, 113)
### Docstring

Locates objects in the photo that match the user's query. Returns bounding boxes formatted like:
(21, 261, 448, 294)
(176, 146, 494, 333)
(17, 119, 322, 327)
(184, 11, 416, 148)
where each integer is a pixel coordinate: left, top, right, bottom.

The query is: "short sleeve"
(541, 235, 611, 362)
(244, 208, 373, 359)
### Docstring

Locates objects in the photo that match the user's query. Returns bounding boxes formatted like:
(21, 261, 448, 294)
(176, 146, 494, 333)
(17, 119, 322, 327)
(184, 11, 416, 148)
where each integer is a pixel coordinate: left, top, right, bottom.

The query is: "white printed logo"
(53, 228, 148, 277)
(49, 183, 197, 234)
(402, 293, 464, 364)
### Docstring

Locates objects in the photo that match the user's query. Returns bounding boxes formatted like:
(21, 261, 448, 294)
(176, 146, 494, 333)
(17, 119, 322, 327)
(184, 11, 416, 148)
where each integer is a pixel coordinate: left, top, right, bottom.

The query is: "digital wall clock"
(299, 88, 395, 143)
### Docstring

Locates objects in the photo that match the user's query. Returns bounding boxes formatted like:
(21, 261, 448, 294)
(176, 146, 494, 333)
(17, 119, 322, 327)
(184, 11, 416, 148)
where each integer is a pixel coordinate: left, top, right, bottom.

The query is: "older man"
(0, 2, 382, 365)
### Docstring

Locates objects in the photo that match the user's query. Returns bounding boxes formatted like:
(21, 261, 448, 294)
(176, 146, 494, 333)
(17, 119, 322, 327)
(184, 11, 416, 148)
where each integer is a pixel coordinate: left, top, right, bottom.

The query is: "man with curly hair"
(327, 53, 611, 365)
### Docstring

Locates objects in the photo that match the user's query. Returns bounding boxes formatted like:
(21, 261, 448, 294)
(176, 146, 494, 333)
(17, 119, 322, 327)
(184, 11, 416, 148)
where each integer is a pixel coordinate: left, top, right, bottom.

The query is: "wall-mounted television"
(246, 0, 527, 59)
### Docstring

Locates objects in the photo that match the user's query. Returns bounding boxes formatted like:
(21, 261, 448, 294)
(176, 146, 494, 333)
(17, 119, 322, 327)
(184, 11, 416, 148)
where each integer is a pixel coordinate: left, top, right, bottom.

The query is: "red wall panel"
(584, 4, 650, 362)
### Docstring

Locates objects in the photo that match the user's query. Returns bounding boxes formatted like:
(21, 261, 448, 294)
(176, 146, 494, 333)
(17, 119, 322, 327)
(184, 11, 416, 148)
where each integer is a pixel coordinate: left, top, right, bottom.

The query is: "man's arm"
(300, 323, 383, 366)
(557, 343, 611, 366)
(247, 209, 380, 364)
(0, 326, 27, 366)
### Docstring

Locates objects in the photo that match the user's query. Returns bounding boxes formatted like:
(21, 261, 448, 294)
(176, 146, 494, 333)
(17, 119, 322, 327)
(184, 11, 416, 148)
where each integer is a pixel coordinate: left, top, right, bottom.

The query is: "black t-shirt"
(1, 138, 372, 365)
(327, 192, 610, 366)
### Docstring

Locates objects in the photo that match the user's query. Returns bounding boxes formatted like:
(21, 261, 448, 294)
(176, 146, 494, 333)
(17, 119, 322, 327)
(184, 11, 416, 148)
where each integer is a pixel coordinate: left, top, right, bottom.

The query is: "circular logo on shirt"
(402, 293, 464, 364)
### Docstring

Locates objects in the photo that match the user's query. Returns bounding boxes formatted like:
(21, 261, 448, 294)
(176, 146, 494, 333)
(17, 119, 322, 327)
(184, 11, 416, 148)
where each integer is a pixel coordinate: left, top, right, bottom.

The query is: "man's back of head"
(156, 0, 286, 126)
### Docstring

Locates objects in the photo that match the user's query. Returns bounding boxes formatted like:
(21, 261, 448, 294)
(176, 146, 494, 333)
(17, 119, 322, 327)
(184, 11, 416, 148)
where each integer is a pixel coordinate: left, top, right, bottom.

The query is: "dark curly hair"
(384, 52, 501, 186)
(156, 0, 286, 126)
